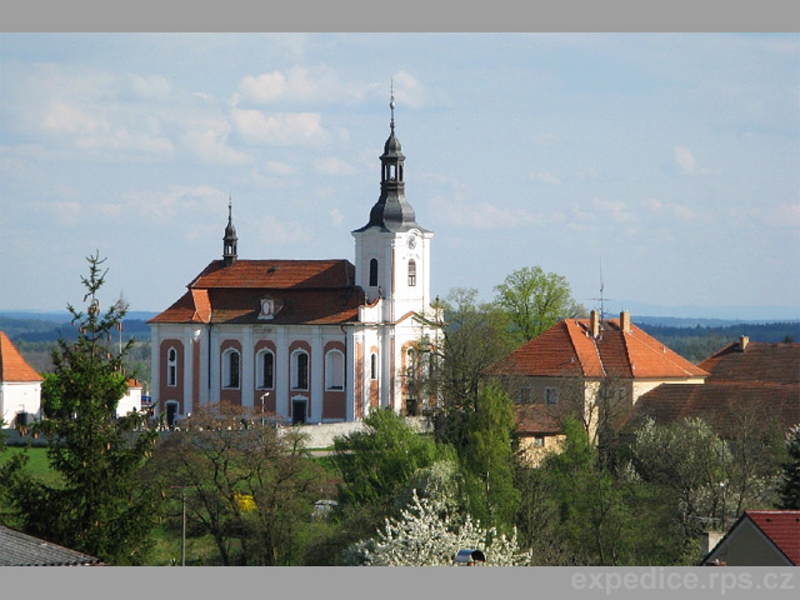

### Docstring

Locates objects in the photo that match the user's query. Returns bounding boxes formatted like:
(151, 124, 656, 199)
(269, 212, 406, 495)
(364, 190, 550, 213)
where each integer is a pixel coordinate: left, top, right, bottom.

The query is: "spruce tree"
(0, 252, 161, 564)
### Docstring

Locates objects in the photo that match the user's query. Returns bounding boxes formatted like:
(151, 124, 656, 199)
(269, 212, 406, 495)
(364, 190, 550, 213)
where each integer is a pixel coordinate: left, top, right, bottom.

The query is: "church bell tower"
(352, 91, 433, 322)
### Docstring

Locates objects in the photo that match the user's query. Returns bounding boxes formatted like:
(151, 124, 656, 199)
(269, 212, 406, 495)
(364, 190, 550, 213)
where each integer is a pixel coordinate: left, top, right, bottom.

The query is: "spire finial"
(389, 79, 396, 134)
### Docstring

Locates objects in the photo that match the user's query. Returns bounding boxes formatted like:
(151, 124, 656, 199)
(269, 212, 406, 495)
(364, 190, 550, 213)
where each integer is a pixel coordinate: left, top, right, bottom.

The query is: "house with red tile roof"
(702, 510, 800, 566)
(488, 310, 707, 458)
(0, 331, 43, 427)
(149, 99, 440, 426)
(625, 338, 800, 438)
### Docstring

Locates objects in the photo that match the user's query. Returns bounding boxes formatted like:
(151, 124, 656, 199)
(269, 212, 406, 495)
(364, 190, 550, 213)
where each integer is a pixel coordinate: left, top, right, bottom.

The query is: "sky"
(1, 31, 798, 320)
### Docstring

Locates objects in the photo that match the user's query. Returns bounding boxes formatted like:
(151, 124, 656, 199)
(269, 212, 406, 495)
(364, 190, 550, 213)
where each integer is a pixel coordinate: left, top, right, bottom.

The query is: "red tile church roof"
(149, 259, 365, 326)
(0, 331, 43, 383)
(489, 314, 707, 380)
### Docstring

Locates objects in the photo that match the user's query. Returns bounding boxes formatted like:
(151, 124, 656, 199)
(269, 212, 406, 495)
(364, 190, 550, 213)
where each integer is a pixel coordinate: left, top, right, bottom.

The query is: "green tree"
(0, 252, 160, 565)
(530, 419, 645, 565)
(494, 265, 585, 343)
(143, 403, 326, 565)
(460, 380, 520, 531)
(777, 424, 800, 509)
(333, 408, 441, 506)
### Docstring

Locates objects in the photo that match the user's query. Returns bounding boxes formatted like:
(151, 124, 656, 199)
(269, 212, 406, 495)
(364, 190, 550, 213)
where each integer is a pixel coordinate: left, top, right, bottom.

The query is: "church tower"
(352, 92, 433, 323)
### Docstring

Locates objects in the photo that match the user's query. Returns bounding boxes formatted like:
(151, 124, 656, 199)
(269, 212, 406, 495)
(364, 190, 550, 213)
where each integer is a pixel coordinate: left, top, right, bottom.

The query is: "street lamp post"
(260, 392, 270, 425)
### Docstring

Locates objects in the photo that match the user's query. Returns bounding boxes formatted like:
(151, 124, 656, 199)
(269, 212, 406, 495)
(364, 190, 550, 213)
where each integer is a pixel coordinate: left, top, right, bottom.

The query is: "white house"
(0, 331, 42, 427)
(148, 98, 441, 426)
(115, 378, 144, 418)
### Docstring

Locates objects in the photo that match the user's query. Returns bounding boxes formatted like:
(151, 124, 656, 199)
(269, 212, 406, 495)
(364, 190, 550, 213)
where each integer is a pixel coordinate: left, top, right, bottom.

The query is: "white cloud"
(674, 146, 713, 176)
(330, 208, 345, 226)
(231, 109, 328, 146)
(391, 70, 427, 109)
(130, 74, 172, 100)
(433, 195, 541, 230)
(181, 128, 251, 165)
(51, 201, 82, 227)
(41, 101, 108, 134)
(253, 214, 313, 245)
(265, 161, 296, 176)
(644, 198, 697, 221)
(313, 157, 356, 176)
(759, 203, 800, 228)
(123, 185, 224, 221)
(592, 198, 634, 222)
(235, 66, 367, 106)
(530, 171, 561, 185)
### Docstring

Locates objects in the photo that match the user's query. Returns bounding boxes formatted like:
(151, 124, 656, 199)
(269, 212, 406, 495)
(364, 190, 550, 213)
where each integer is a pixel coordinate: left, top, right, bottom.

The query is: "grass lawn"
(0, 446, 62, 486)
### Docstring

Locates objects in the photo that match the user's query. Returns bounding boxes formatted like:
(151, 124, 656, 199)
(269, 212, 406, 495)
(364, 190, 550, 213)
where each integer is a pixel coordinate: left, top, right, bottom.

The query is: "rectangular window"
(533, 435, 545, 448)
(545, 387, 558, 405)
(168, 366, 177, 387)
(519, 387, 532, 403)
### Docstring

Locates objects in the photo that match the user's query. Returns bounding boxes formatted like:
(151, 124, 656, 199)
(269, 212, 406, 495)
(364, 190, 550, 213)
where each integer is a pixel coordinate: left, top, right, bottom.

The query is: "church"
(148, 99, 440, 426)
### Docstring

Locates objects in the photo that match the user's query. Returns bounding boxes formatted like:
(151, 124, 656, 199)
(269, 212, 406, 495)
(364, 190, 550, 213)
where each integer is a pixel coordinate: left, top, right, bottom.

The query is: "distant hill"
(0, 314, 155, 344)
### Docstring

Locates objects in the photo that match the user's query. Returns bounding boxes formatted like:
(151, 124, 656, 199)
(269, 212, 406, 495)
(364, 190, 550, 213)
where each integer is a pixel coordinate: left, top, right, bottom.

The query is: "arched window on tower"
(369, 259, 379, 287)
(408, 259, 417, 287)
(167, 347, 178, 387)
(370, 352, 378, 380)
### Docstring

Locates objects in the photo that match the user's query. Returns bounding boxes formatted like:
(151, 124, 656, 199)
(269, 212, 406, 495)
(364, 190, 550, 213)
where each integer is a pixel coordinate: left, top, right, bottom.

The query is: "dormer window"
(259, 297, 275, 320)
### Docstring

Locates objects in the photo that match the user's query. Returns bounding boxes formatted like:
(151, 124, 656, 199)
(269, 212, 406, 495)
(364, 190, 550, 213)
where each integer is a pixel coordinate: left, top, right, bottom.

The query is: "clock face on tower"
(407, 235, 417, 249)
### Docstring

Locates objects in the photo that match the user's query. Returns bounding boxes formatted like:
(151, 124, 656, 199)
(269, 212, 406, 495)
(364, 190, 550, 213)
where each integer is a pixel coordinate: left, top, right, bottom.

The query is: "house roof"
(514, 403, 563, 435)
(149, 259, 367, 326)
(0, 331, 43, 383)
(488, 313, 708, 381)
(699, 340, 800, 384)
(625, 341, 800, 435)
(745, 511, 800, 565)
(0, 525, 102, 566)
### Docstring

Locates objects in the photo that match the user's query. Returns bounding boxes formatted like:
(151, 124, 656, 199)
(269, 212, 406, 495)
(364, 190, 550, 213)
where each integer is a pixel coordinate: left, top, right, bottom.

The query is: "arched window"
(369, 258, 379, 287)
(293, 351, 309, 390)
(167, 347, 178, 387)
(257, 350, 274, 389)
(223, 349, 240, 389)
(325, 350, 344, 390)
(370, 352, 378, 380)
(408, 259, 417, 287)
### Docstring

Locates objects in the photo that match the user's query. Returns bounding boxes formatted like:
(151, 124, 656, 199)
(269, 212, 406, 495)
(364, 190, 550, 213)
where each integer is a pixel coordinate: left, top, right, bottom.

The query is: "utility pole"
(181, 490, 186, 566)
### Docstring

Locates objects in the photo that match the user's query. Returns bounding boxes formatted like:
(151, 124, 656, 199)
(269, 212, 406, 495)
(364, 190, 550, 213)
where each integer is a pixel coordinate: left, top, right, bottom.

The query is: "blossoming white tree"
(345, 490, 531, 566)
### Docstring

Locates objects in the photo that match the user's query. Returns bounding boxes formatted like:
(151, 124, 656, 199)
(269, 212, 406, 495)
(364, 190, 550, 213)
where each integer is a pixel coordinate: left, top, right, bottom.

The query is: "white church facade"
(148, 100, 440, 426)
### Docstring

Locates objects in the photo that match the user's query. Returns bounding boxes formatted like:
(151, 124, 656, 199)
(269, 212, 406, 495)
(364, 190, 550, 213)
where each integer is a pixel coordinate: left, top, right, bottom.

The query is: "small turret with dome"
(223, 199, 238, 267)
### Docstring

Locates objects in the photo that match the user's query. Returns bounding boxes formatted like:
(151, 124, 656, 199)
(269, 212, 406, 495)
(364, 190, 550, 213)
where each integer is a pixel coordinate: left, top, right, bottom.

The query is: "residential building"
(116, 378, 144, 418)
(488, 311, 707, 459)
(701, 510, 800, 566)
(148, 99, 440, 426)
(0, 331, 42, 427)
(626, 338, 800, 437)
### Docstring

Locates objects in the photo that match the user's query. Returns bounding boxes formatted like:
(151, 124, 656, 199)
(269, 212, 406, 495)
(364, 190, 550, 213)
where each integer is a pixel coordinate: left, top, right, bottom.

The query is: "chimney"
(739, 335, 749, 351)
(620, 311, 631, 334)
(590, 310, 600, 339)
(701, 531, 724, 560)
